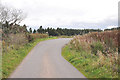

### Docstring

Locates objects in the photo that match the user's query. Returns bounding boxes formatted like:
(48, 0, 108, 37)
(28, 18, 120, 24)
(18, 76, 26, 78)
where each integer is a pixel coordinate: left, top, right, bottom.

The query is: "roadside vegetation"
(1, 3, 119, 79)
(62, 30, 119, 78)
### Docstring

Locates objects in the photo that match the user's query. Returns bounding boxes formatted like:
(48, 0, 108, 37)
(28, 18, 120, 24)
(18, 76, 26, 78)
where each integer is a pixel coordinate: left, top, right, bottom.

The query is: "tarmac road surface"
(10, 38, 86, 78)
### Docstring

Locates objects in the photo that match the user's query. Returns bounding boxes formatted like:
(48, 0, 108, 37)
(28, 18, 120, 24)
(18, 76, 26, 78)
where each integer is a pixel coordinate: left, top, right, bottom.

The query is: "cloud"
(1, 0, 119, 29)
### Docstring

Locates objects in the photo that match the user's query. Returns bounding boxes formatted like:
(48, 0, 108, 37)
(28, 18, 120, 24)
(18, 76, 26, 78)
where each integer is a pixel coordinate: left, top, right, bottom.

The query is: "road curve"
(10, 38, 86, 78)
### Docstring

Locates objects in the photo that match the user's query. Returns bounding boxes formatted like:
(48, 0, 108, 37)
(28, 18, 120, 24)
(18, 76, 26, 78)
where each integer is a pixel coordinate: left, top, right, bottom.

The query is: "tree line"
(29, 26, 102, 36)
(104, 27, 120, 31)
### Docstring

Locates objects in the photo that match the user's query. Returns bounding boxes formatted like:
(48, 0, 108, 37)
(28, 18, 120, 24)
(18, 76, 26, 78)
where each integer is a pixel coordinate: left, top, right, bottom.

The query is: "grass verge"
(2, 37, 57, 78)
(62, 44, 118, 79)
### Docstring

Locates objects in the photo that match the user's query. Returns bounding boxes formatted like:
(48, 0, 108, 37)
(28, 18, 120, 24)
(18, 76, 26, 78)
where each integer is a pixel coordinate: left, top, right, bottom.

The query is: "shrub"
(91, 41, 103, 55)
(9, 33, 29, 46)
(29, 33, 48, 40)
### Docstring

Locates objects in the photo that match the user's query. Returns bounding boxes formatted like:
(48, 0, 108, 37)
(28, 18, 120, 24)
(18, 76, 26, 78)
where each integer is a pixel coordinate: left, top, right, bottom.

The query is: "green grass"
(62, 45, 118, 79)
(2, 37, 57, 78)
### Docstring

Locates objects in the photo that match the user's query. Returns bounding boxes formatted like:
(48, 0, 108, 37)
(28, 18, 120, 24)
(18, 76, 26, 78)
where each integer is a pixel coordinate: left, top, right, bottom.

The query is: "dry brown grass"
(69, 30, 118, 77)
(90, 30, 118, 48)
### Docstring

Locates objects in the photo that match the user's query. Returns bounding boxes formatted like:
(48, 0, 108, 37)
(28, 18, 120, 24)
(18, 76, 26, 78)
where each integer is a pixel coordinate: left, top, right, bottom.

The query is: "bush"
(29, 33, 48, 40)
(91, 41, 103, 55)
(9, 33, 29, 45)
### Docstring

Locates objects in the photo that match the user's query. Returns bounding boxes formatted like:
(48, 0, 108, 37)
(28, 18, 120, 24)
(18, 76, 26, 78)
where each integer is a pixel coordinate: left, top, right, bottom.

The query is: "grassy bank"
(62, 30, 118, 78)
(62, 45, 118, 78)
(2, 37, 57, 78)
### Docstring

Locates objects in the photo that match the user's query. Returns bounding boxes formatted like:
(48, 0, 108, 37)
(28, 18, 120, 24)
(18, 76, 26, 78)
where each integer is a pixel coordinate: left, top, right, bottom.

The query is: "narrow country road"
(10, 38, 86, 78)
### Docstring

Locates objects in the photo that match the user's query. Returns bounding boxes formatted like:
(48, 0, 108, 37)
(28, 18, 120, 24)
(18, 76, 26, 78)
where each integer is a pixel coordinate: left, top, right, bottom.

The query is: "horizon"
(26, 25, 114, 31)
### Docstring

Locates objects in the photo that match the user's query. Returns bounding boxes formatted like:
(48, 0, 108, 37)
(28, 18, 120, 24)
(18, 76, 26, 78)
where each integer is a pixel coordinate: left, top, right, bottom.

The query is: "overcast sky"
(1, 0, 119, 29)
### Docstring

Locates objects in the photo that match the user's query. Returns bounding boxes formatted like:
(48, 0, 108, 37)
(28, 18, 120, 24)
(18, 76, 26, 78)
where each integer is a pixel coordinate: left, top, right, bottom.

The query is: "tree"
(0, 4, 26, 25)
(0, 22, 2, 29)
(33, 29, 36, 33)
(29, 28, 32, 33)
(40, 26, 42, 29)
(37, 26, 43, 33)
(22, 24, 28, 32)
